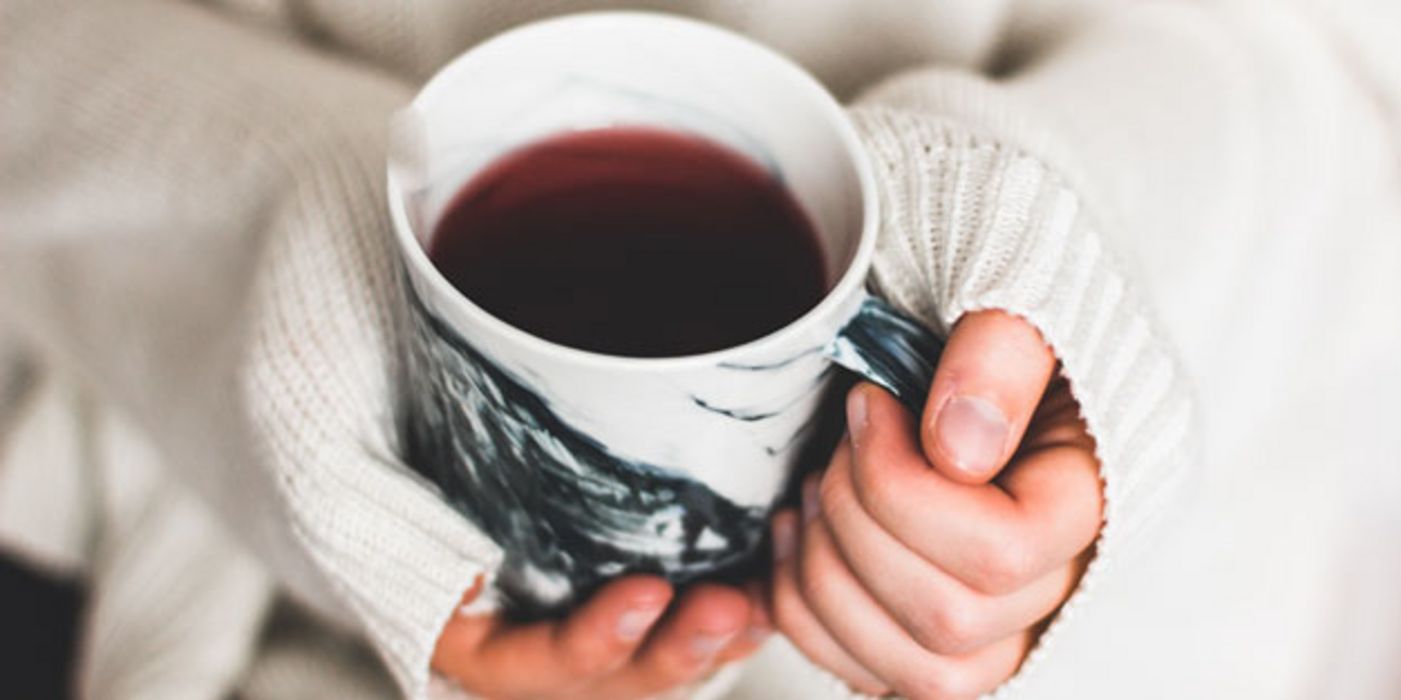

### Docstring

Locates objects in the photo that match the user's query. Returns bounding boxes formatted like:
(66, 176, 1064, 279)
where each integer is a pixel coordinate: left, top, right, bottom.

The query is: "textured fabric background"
(2, 1, 1399, 698)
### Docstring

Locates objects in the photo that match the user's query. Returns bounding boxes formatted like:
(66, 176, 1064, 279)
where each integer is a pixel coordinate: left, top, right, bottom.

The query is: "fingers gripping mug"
(389, 13, 943, 620)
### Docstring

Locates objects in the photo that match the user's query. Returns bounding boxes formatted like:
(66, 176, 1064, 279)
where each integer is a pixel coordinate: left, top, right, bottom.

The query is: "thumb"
(434, 575, 673, 694)
(920, 310, 1056, 484)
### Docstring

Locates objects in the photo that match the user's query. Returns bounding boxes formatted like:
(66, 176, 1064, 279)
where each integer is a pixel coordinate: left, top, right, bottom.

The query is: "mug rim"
(387, 11, 879, 371)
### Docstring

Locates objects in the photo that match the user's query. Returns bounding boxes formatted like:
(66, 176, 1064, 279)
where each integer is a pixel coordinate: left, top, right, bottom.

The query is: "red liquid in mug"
(428, 127, 828, 358)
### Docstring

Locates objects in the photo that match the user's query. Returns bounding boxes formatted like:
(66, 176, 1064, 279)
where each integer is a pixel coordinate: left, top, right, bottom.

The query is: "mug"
(388, 12, 943, 620)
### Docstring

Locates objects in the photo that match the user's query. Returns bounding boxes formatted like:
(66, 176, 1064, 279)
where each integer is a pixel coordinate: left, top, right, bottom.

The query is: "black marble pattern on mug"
(825, 297, 944, 415)
(400, 287, 769, 621)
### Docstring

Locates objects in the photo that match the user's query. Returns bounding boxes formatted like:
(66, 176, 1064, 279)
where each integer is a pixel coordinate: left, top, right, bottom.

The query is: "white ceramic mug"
(388, 12, 942, 619)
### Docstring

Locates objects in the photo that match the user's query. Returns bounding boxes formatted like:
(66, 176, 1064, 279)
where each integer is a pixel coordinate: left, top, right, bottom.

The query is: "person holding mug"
(390, 17, 1100, 699)
(1, 2, 1399, 700)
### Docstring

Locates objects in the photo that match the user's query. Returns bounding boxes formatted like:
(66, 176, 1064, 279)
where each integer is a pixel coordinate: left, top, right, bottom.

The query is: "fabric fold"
(841, 104, 1198, 698)
(239, 114, 505, 696)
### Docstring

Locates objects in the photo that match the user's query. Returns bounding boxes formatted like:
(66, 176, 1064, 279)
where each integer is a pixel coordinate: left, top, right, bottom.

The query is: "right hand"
(432, 576, 771, 699)
(770, 311, 1101, 699)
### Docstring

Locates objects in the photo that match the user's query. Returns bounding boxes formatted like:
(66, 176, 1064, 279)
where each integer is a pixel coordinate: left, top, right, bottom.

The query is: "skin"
(431, 308, 1097, 699)
(770, 309, 1104, 699)
(432, 576, 771, 699)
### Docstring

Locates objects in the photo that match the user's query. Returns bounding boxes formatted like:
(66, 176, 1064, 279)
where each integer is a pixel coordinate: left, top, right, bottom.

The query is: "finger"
(431, 575, 493, 666)
(714, 580, 774, 663)
(999, 443, 1105, 571)
(601, 582, 751, 698)
(769, 509, 890, 696)
(796, 502, 1031, 700)
(916, 310, 1057, 483)
(745, 578, 774, 635)
(846, 385, 1100, 594)
(819, 447, 1081, 654)
(439, 575, 672, 696)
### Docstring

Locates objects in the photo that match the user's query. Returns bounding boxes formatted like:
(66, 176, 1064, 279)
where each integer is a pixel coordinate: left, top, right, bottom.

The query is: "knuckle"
(797, 548, 837, 608)
(850, 447, 900, 519)
(560, 646, 610, 674)
(817, 468, 852, 521)
(914, 599, 984, 656)
(653, 645, 704, 682)
(560, 643, 615, 678)
(971, 532, 1034, 594)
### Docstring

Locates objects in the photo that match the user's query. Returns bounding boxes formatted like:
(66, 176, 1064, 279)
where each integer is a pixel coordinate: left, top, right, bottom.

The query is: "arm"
(1, 3, 775, 697)
(0, 0, 499, 693)
(772, 1, 1386, 696)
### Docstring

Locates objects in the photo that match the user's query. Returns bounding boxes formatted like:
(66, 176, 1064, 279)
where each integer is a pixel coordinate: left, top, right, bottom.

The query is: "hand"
(433, 575, 771, 700)
(771, 310, 1103, 699)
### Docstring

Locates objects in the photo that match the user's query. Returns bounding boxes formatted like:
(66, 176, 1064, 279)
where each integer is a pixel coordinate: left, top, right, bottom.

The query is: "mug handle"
(825, 294, 945, 415)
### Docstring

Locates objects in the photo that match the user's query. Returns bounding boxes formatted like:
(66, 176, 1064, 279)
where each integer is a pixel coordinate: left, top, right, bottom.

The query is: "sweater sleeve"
(849, 1, 1379, 696)
(851, 101, 1199, 700)
(0, 1, 502, 695)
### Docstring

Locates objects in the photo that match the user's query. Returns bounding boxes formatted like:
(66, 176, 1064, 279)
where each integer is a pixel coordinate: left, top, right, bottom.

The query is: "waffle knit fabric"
(2, 1, 1400, 698)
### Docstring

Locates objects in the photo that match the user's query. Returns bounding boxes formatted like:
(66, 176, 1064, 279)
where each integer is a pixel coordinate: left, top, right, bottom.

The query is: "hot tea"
(428, 127, 827, 357)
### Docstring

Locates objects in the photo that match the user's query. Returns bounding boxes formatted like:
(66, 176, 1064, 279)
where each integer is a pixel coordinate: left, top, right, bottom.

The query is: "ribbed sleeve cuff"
(832, 96, 1197, 698)
(241, 124, 503, 698)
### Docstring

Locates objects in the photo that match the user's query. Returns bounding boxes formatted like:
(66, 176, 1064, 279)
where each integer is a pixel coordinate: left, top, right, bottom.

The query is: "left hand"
(770, 310, 1104, 699)
(433, 576, 771, 700)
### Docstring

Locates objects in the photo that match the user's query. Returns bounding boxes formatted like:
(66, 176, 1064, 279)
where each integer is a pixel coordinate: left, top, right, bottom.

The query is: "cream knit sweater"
(2, 1, 1399, 698)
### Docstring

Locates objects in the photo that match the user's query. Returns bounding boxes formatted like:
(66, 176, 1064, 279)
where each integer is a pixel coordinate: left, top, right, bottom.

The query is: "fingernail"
(616, 603, 666, 642)
(802, 478, 820, 524)
(690, 631, 737, 660)
(772, 517, 796, 563)
(846, 389, 868, 446)
(935, 395, 1009, 475)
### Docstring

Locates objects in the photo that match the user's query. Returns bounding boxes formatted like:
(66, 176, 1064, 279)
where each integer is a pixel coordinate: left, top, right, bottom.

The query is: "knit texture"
(75, 405, 274, 700)
(3, 1, 1400, 699)
(754, 95, 1196, 700)
(853, 105, 1196, 697)
(1, 1, 504, 695)
(239, 114, 505, 693)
